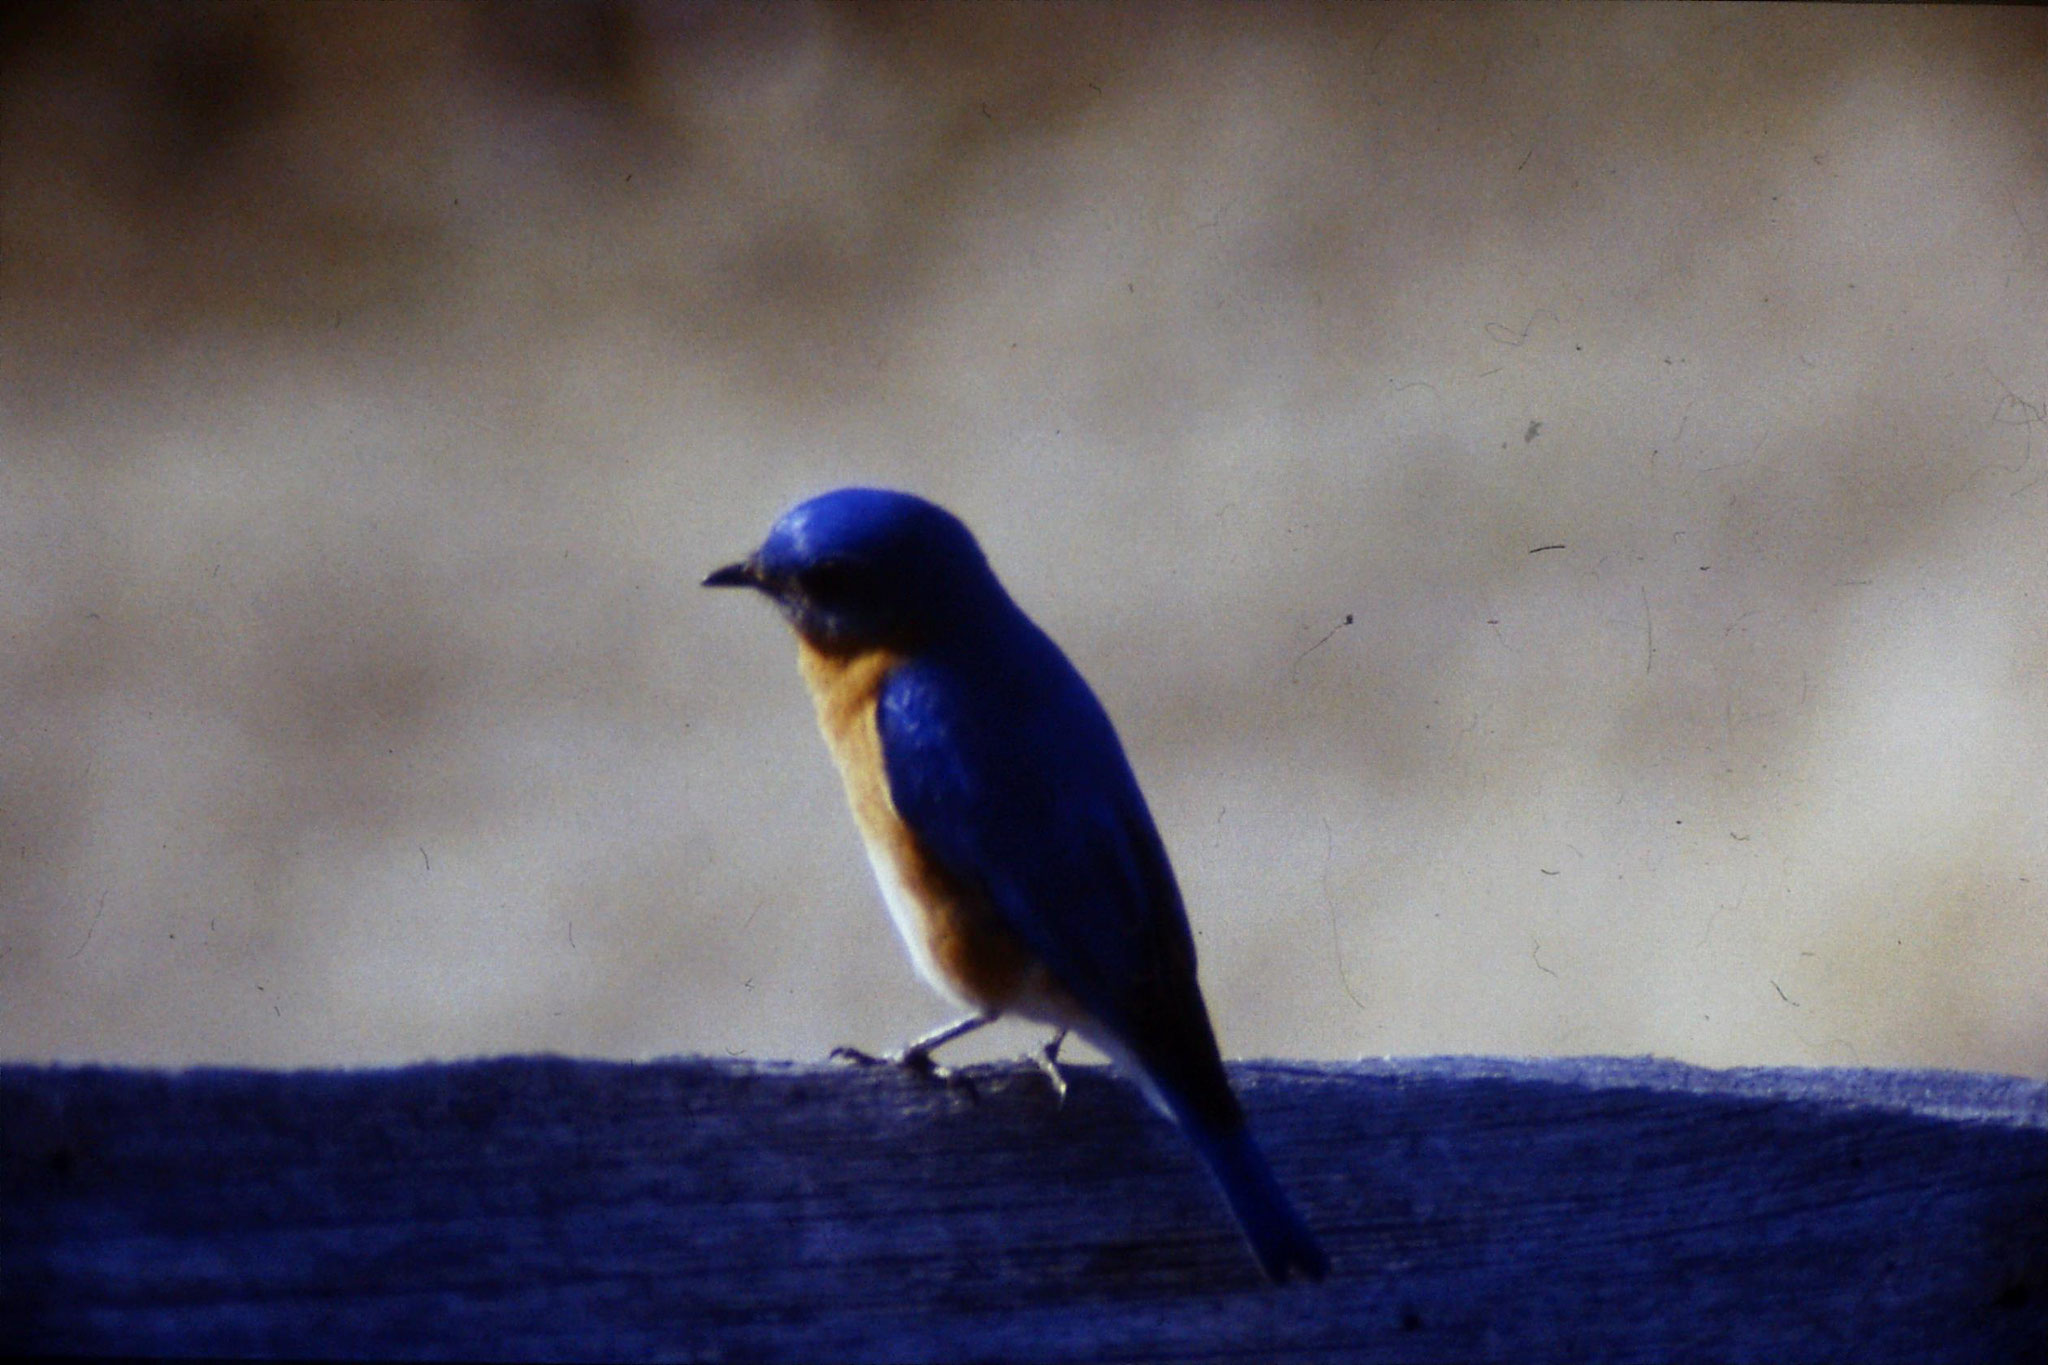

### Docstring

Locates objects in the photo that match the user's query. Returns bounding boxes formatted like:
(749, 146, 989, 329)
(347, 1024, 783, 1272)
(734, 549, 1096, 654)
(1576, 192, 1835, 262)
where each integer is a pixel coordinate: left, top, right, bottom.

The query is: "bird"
(704, 487, 1328, 1284)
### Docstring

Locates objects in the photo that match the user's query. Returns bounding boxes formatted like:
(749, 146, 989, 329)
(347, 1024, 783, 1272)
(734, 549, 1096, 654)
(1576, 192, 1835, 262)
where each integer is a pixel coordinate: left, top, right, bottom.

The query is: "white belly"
(858, 832, 974, 1007)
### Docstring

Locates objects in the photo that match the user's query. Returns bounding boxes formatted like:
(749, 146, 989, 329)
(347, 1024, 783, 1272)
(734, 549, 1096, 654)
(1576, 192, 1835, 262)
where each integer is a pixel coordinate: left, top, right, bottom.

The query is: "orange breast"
(796, 640, 1054, 1014)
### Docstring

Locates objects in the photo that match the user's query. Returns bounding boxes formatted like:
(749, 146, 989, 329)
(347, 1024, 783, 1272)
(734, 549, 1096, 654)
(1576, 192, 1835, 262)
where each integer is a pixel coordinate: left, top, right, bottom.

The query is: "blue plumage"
(707, 487, 1327, 1284)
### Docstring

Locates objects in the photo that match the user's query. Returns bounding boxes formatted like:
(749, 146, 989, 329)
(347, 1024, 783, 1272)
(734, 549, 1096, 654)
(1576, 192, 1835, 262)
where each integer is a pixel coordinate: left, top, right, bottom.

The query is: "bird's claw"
(1032, 1030, 1070, 1106)
(831, 1043, 978, 1099)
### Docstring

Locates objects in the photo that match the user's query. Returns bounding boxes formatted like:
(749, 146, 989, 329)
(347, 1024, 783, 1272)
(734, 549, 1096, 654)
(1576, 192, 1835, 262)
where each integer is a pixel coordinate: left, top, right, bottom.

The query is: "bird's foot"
(1031, 1029, 1070, 1106)
(829, 1012, 996, 1099)
(830, 1043, 979, 1099)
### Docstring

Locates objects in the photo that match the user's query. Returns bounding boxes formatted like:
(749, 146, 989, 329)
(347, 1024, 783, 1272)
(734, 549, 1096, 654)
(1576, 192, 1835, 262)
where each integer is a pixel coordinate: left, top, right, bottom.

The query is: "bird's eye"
(801, 558, 863, 601)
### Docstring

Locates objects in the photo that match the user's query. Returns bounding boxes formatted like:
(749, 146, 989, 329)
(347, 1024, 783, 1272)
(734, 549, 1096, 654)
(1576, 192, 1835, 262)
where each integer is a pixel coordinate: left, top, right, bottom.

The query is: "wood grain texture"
(3, 1054, 2043, 1362)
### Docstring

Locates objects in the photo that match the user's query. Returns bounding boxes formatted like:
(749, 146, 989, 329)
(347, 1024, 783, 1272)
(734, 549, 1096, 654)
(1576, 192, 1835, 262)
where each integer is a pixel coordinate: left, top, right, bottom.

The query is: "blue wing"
(876, 621, 1330, 1283)
(874, 619, 1217, 1100)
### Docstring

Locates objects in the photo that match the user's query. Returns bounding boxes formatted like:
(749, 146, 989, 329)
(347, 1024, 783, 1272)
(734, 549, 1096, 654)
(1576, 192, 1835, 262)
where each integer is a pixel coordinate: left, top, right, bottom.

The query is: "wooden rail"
(4, 1054, 2043, 1361)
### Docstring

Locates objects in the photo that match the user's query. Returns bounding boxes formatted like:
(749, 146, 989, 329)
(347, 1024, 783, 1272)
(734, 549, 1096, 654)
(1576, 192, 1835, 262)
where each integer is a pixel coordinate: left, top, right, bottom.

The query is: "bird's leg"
(1032, 1028, 1070, 1106)
(895, 1011, 998, 1078)
(832, 1011, 998, 1091)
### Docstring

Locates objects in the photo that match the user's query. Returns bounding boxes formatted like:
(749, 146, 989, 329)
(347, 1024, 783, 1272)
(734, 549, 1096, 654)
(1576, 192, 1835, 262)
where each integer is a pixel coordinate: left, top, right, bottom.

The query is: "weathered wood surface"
(3, 1054, 2043, 1362)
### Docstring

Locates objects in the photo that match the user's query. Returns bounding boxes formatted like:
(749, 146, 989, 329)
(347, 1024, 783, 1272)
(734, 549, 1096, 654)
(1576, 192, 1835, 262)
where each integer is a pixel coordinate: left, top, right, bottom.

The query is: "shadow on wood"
(3, 1054, 2043, 1362)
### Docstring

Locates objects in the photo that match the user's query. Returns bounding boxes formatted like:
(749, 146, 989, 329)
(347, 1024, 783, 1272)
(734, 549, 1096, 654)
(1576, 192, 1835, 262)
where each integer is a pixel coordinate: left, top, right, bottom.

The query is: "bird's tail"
(1182, 1117, 1329, 1284)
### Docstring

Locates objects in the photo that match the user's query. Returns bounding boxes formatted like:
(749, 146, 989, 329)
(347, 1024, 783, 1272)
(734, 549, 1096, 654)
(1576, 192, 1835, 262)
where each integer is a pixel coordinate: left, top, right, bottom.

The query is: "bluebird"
(705, 487, 1328, 1284)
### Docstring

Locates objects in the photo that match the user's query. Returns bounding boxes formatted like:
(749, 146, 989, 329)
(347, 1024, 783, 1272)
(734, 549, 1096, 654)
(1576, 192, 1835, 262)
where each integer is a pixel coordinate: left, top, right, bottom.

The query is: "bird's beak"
(702, 558, 761, 589)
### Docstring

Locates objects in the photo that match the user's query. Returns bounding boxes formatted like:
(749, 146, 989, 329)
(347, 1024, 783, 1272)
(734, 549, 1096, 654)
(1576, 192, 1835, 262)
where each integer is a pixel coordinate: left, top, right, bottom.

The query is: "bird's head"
(704, 488, 1001, 652)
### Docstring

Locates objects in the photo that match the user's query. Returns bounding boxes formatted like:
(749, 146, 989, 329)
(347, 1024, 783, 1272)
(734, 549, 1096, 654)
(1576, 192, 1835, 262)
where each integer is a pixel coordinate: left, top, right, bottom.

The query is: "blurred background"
(3, 2, 2043, 1078)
